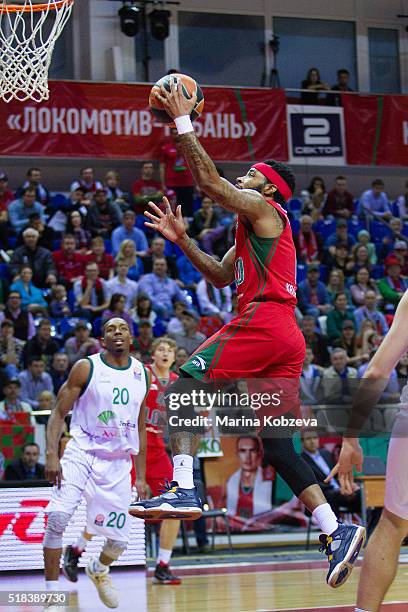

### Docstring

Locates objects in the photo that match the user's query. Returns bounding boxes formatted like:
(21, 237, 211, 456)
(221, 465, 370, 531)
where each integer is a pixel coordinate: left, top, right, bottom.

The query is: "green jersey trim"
(79, 357, 94, 397)
(100, 353, 132, 371)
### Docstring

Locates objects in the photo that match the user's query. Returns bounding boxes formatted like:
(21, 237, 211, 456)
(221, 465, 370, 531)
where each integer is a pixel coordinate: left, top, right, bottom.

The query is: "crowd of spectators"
(0, 158, 407, 476)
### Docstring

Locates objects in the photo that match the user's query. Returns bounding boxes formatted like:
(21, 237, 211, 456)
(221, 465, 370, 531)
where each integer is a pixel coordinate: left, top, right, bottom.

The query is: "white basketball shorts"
(46, 439, 133, 542)
(384, 407, 408, 520)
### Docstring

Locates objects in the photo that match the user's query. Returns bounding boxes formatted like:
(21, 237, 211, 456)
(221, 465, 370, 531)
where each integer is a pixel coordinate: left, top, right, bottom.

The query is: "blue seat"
(51, 193, 69, 209)
(8, 236, 17, 249)
(104, 239, 112, 254)
(402, 223, 408, 237)
(314, 220, 336, 240)
(348, 219, 365, 237)
(53, 239, 61, 251)
(288, 198, 302, 220)
(370, 221, 391, 243)
(392, 200, 400, 217)
(319, 264, 328, 283)
(0, 263, 10, 281)
(296, 264, 307, 283)
(290, 219, 300, 235)
(371, 264, 384, 280)
(93, 317, 103, 338)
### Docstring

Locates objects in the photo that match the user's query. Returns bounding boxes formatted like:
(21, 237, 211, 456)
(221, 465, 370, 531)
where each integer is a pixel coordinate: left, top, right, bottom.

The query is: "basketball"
(149, 73, 204, 124)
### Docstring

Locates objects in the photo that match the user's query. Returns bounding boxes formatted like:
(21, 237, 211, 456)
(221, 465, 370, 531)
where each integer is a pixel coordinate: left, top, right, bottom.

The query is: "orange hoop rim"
(0, 0, 73, 13)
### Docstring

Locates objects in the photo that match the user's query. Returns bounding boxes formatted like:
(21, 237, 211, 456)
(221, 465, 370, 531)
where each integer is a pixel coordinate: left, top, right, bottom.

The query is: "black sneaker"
(152, 563, 182, 585)
(319, 523, 366, 588)
(62, 545, 80, 582)
(129, 481, 202, 520)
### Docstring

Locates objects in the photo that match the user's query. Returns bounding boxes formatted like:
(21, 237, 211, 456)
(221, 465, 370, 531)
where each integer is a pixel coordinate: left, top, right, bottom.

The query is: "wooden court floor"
(2, 560, 408, 611)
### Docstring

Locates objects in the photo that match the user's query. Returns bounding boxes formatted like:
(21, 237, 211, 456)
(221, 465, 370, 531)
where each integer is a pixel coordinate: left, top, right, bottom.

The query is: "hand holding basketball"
(144, 197, 186, 244)
(149, 73, 204, 124)
(155, 75, 196, 120)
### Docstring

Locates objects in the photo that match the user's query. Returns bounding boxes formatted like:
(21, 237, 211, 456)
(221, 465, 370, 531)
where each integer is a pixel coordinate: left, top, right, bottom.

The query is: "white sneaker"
(85, 558, 119, 608)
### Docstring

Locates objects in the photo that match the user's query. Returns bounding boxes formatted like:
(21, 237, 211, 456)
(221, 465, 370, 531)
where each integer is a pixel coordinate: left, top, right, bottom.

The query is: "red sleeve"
(106, 254, 115, 268)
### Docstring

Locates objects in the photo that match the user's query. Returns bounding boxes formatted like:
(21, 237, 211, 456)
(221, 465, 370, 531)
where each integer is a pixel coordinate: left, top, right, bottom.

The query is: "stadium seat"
(104, 239, 112, 254)
(370, 221, 391, 243)
(347, 219, 365, 237)
(314, 220, 336, 240)
(290, 218, 300, 235)
(93, 317, 103, 338)
(296, 264, 307, 283)
(0, 263, 10, 281)
(288, 198, 302, 219)
(8, 236, 17, 249)
(319, 264, 328, 283)
(50, 193, 69, 209)
(53, 239, 61, 251)
(371, 264, 385, 279)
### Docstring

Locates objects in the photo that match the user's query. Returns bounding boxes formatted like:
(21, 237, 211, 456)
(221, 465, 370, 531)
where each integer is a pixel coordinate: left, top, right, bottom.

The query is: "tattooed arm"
(175, 238, 235, 289)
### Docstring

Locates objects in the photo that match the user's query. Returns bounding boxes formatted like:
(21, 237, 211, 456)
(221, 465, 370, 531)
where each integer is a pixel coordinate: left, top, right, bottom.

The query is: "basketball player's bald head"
(102, 317, 132, 355)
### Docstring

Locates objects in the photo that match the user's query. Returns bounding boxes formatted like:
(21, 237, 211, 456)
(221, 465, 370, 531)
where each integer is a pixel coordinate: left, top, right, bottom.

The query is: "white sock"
(92, 558, 109, 574)
(75, 533, 89, 552)
(157, 547, 172, 565)
(312, 503, 339, 535)
(355, 608, 371, 612)
(173, 454, 194, 489)
(45, 580, 59, 591)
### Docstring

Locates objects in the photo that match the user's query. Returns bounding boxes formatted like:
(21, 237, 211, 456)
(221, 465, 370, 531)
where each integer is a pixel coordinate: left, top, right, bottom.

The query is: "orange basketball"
(149, 73, 204, 124)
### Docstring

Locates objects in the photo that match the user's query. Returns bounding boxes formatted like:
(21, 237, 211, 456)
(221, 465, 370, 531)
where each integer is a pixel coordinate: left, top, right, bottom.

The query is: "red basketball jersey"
(234, 200, 297, 313)
(145, 365, 178, 451)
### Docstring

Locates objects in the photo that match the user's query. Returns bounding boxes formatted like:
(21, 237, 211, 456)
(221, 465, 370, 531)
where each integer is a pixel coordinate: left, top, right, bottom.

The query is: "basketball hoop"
(0, 0, 74, 103)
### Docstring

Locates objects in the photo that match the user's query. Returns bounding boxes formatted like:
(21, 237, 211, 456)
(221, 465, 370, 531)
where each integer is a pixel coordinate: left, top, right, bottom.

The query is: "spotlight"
(119, 3, 140, 37)
(149, 9, 171, 41)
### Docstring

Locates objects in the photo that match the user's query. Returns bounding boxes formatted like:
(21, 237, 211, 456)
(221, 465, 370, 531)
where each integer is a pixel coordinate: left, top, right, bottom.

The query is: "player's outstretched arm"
(45, 359, 90, 487)
(145, 199, 235, 288)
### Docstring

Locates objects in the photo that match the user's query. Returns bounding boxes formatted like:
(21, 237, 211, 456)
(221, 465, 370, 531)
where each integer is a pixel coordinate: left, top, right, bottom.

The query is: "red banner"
(343, 93, 408, 166)
(0, 81, 287, 162)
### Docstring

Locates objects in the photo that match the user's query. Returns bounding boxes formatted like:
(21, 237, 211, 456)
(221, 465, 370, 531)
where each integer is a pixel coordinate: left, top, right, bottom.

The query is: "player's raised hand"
(45, 452, 63, 489)
(154, 75, 197, 119)
(324, 438, 363, 496)
(144, 197, 186, 244)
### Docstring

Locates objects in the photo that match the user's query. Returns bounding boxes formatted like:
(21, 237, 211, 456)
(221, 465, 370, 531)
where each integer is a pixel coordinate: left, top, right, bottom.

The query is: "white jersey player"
(43, 317, 149, 609)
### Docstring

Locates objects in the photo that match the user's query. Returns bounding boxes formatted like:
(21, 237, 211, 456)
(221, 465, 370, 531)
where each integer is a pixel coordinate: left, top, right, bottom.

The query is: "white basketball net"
(0, 0, 74, 103)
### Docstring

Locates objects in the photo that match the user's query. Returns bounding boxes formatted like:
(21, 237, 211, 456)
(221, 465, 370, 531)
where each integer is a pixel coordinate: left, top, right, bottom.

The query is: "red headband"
(253, 163, 293, 201)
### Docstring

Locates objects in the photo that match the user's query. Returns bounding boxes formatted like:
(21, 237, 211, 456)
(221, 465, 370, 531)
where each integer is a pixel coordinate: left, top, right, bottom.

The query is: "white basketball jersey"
(70, 353, 147, 457)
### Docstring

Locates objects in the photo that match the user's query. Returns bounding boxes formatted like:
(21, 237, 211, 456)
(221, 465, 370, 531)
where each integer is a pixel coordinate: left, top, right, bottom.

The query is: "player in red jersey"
(130, 77, 366, 589)
(144, 337, 181, 585)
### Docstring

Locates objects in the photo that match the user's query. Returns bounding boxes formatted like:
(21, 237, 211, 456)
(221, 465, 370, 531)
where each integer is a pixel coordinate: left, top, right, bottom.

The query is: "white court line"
(244, 602, 408, 612)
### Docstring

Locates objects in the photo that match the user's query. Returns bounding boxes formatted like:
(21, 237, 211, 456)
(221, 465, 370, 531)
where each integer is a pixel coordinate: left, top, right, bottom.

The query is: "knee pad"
(43, 511, 71, 549)
(102, 538, 127, 560)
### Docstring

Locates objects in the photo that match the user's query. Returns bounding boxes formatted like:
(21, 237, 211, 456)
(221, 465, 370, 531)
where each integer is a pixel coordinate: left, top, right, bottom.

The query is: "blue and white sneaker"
(129, 480, 202, 520)
(319, 523, 366, 588)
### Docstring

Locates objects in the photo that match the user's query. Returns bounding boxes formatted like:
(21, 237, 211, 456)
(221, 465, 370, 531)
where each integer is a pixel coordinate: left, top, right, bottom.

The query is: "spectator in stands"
(132, 161, 163, 214)
(115, 239, 143, 282)
(49, 285, 72, 319)
(187, 196, 225, 256)
(86, 188, 121, 238)
(324, 219, 356, 256)
(167, 300, 186, 335)
(22, 318, 59, 368)
(358, 179, 391, 221)
(354, 289, 389, 335)
(19, 357, 53, 409)
(0, 172, 12, 250)
(70, 167, 103, 194)
(297, 263, 331, 318)
(8, 187, 45, 233)
(64, 320, 100, 366)
(349, 267, 379, 306)
(321, 347, 358, 404)
(49, 352, 69, 395)
(142, 236, 179, 279)
(356, 229, 377, 265)
(35, 389, 56, 424)
(300, 430, 360, 516)
(196, 278, 232, 321)
(102, 293, 134, 331)
(86, 236, 115, 281)
(104, 170, 128, 211)
(66, 210, 91, 253)
(138, 257, 188, 319)
(173, 346, 189, 375)
(300, 348, 322, 405)
(332, 320, 367, 367)
(350, 244, 371, 274)
(0, 291, 35, 341)
(133, 320, 154, 363)
(175, 252, 202, 291)
(326, 243, 355, 278)
(73, 261, 109, 321)
(105, 262, 138, 310)
(396, 351, 408, 387)
(300, 67, 330, 105)
(392, 240, 408, 276)
(326, 269, 350, 304)
(10, 265, 48, 313)
(326, 292, 356, 342)
(9, 228, 56, 289)
(160, 128, 195, 217)
(111, 209, 148, 257)
(169, 309, 206, 354)
(326, 69, 354, 107)
(3, 441, 45, 481)
(16, 212, 55, 252)
(378, 255, 408, 313)
(357, 319, 381, 356)
(323, 176, 354, 218)
(295, 215, 322, 264)
(0, 320, 24, 379)
(378, 217, 404, 262)
(52, 234, 86, 287)
(0, 378, 31, 421)
(129, 294, 163, 332)
(68, 186, 92, 216)
(358, 348, 400, 404)
(396, 180, 408, 220)
(16, 167, 50, 208)
(301, 176, 327, 220)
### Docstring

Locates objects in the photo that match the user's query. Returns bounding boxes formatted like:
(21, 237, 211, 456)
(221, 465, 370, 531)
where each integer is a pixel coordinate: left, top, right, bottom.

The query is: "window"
(178, 12, 265, 87)
(273, 17, 357, 93)
(368, 28, 400, 94)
